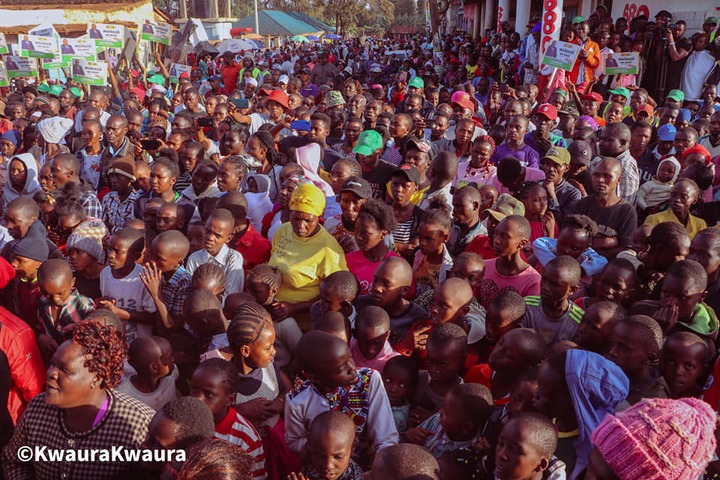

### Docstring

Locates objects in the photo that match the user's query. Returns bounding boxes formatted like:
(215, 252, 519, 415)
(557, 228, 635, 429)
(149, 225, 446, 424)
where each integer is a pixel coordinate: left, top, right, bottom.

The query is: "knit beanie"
(66, 219, 109, 263)
(37, 117, 73, 145)
(591, 397, 716, 480)
(11, 235, 49, 262)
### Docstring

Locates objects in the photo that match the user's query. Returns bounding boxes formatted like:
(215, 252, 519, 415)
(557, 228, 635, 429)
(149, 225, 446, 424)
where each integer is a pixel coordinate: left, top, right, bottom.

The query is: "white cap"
(278, 75, 289, 84)
(245, 77, 258, 87)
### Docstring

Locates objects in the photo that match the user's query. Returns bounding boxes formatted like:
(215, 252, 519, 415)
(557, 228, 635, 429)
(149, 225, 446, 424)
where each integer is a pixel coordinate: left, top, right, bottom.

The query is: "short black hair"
(374, 444, 440, 480)
(195, 358, 240, 394)
(358, 199, 397, 232)
(562, 214, 598, 238)
(321, 271, 359, 302)
(666, 259, 708, 292)
(621, 315, 663, 353)
(647, 221, 690, 248)
(504, 413, 558, 457)
(356, 305, 390, 330)
(153, 156, 180, 179)
(546, 255, 582, 285)
(492, 291, 527, 321)
(450, 382, 493, 426)
(37, 258, 73, 284)
(160, 397, 216, 449)
(427, 323, 467, 355)
(113, 227, 145, 253)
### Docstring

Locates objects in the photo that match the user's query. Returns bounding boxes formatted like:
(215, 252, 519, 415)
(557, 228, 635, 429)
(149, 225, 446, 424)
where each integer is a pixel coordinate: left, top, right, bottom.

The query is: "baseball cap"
(451, 91, 475, 113)
(37, 83, 50, 93)
(484, 194, 525, 221)
(678, 108, 691, 122)
(278, 74, 289, 84)
(532, 23, 542, 33)
(552, 89, 568, 99)
(48, 85, 63, 97)
(536, 103, 558, 121)
(301, 66, 311, 74)
(392, 164, 420, 184)
(405, 137, 432, 154)
(655, 10, 672, 19)
(370, 63, 382, 73)
(658, 124, 677, 142)
(148, 74, 165, 85)
(408, 77, 424, 89)
(667, 89, 684, 102)
(636, 104, 654, 117)
(245, 77, 258, 87)
(69, 87, 82, 98)
(705, 17, 719, 25)
(340, 177, 372, 199)
(542, 146, 571, 165)
(581, 92, 603, 104)
(608, 87, 630, 100)
(209, 74, 222, 82)
(559, 103, 580, 117)
(326, 90, 346, 109)
(572, 16, 586, 24)
(179, 71, 190, 79)
(568, 140, 593, 166)
(266, 90, 290, 110)
(353, 130, 384, 156)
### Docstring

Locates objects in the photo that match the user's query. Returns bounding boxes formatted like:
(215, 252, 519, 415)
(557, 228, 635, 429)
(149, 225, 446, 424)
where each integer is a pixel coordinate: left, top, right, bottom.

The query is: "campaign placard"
(0, 63, 8, 87)
(4, 56, 38, 78)
(169, 63, 192, 83)
(602, 51, 639, 75)
(0, 34, 8, 55)
(72, 59, 107, 86)
(139, 19, 171, 46)
(19, 35, 57, 59)
(87, 23, 124, 48)
(540, 40, 581, 71)
(60, 38, 96, 63)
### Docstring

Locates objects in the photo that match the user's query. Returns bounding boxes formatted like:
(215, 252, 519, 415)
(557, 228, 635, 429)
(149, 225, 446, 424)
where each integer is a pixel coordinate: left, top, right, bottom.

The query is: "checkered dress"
(2, 390, 155, 480)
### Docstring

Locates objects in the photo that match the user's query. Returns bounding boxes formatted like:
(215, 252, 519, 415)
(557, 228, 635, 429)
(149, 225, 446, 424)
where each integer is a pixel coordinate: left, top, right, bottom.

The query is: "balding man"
(573, 157, 637, 259)
(100, 114, 134, 188)
(591, 122, 639, 206)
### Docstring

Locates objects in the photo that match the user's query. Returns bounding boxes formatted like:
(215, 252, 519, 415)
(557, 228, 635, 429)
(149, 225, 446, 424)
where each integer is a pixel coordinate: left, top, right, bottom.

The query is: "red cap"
(581, 92, 603, 103)
(636, 104, 654, 117)
(536, 103, 558, 121)
(266, 89, 289, 110)
(130, 69, 140, 78)
(179, 71, 190, 79)
(451, 91, 476, 113)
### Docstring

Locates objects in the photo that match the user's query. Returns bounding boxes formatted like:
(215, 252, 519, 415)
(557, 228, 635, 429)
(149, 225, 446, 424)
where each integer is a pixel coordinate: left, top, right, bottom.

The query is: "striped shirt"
(521, 295, 585, 344)
(214, 406, 267, 479)
(102, 190, 140, 234)
(38, 289, 95, 343)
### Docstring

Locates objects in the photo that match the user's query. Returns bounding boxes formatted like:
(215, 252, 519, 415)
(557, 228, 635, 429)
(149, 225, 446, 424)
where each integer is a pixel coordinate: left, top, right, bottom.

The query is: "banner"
(0, 63, 8, 87)
(139, 20, 172, 45)
(169, 63, 192, 83)
(88, 24, 124, 48)
(61, 38, 97, 63)
(540, 0, 562, 57)
(540, 40, 580, 71)
(72, 59, 107, 86)
(19, 35, 57, 59)
(0, 33, 8, 55)
(5, 56, 38, 78)
(602, 51, 639, 75)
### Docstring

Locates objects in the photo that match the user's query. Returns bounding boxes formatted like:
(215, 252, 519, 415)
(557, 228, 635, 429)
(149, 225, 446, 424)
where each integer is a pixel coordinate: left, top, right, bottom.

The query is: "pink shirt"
(489, 167, 546, 195)
(346, 250, 399, 295)
(350, 338, 400, 372)
(481, 258, 541, 300)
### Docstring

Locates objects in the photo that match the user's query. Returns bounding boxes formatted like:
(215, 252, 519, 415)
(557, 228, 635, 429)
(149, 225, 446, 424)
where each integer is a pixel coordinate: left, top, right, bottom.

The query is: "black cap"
(568, 140, 593, 166)
(392, 164, 421, 184)
(340, 176, 373, 199)
(655, 10, 672, 19)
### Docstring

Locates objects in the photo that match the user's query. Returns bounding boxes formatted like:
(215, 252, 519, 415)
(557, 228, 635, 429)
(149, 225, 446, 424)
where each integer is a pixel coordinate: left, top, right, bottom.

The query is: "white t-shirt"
(115, 367, 179, 411)
(99, 264, 157, 345)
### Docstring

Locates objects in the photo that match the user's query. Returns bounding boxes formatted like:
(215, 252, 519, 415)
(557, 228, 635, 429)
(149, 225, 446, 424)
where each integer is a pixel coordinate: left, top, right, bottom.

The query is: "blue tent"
(233, 10, 334, 36)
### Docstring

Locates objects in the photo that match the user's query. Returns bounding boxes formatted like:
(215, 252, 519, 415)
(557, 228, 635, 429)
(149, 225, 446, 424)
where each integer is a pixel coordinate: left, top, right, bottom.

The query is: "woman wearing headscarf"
(36, 116, 72, 165)
(268, 183, 347, 328)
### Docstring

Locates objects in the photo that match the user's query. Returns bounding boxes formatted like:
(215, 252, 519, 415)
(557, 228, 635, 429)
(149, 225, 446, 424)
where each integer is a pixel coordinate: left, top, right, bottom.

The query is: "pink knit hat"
(591, 397, 716, 480)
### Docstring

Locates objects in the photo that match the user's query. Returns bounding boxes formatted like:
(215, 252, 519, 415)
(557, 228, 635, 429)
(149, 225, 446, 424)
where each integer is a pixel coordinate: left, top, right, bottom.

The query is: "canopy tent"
(216, 38, 259, 54)
(290, 35, 309, 43)
(325, 33, 341, 40)
(232, 10, 333, 37)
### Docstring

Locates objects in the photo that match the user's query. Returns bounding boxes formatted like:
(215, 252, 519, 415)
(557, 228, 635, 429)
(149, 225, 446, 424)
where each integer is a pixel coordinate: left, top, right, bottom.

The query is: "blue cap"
(532, 23, 542, 33)
(658, 124, 677, 142)
(677, 108, 691, 122)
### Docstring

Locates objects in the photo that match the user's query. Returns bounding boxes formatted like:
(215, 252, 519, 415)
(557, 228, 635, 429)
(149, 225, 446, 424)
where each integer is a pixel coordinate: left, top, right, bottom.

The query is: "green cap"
(69, 87, 82, 98)
(552, 89, 568, 99)
(352, 130, 383, 156)
(408, 77, 424, 89)
(37, 83, 50, 93)
(608, 86, 630, 100)
(148, 74, 166, 85)
(541, 146, 571, 165)
(147, 70, 156, 76)
(48, 85, 63, 97)
(572, 16, 586, 24)
(667, 89, 684, 102)
(705, 16, 718, 25)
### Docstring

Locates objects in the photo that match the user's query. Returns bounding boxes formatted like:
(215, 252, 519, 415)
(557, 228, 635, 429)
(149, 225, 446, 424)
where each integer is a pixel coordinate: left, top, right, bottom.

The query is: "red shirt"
(233, 222, 271, 273)
(465, 235, 496, 260)
(222, 63, 242, 95)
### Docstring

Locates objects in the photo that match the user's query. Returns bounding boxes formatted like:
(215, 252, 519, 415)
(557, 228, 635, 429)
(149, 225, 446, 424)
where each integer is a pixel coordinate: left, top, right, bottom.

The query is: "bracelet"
(669, 42, 675, 46)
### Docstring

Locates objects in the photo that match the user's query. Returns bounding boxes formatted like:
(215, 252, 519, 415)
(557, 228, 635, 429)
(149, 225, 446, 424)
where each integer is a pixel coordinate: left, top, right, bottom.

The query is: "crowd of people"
(0, 6, 720, 480)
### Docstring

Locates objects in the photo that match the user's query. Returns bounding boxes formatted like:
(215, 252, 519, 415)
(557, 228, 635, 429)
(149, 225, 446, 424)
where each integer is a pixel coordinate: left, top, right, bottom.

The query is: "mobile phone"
(197, 116, 214, 128)
(140, 139, 161, 150)
(290, 120, 311, 132)
(230, 98, 250, 109)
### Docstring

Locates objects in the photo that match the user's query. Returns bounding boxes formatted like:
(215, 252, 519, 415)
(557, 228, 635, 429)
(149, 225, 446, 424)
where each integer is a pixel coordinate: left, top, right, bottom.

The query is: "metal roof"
(232, 10, 334, 36)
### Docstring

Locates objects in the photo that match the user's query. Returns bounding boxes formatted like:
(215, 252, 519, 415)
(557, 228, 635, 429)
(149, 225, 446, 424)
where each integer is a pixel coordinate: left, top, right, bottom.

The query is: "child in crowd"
(355, 257, 427, 345)
(476, 290, 526, 363)
(97, 227, 157, 345)
(102, 158, 139, 234)
(506, 367, 540, 419)
(345, 199, 398, 295)
(689, 227, 720, 325)
(466, 328, 546, 414)
(186, 289, 228, 355)
(246, 264, 302, 370)
(405, 383, 493, 457)
(522, 256, 585, 344)
(311, 270, 359, 330)
(350, 305, 399, 371)
(7, 233, 48, 340)
(190, 263, 227, 300)
(116, 336, 178, 410)
(516, 182, 558, 243)
(286, 330, 398, 469)
(637, 156, 680, 213)
(186, 221, 205, 255)
(316, 311, 353, 343)
(606, 315, 669, 406)
(382, 355, 418, 435)
(292, 411, 364, 480)
(419, 151, 458, 213)
(573, 300, 626, 354)
(478, 215, 541, 308)
(411, 324, 467, 427)
(189, 359, 267, 479)
(576, 258, 638, 310)
(660, 331, 710, 399)
(413, 207, 454, 296)
(36, 258, 94, 350)
(140, 230, 192, 330)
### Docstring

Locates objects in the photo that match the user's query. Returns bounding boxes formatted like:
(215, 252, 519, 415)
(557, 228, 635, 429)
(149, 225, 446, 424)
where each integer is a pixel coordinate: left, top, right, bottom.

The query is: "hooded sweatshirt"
(565, 349, 629, 480)
(2, 154, 41, 210)
(636, 156, 681, 210)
